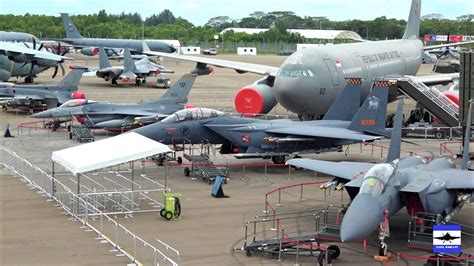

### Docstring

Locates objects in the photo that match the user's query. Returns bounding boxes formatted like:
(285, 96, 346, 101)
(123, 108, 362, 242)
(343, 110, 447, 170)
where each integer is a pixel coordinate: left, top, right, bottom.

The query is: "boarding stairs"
(183, 153, 229, 184)
(390, 77, 459, 127)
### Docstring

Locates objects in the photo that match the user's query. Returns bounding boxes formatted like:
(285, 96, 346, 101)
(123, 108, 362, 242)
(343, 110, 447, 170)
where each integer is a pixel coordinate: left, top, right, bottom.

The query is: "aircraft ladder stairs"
(182, 153, 229, 184)
(70, 125, 94, 143)
(392, 77, 459, 127)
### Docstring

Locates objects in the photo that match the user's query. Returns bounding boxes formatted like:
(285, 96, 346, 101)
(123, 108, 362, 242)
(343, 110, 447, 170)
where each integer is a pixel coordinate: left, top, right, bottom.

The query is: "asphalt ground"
(1, 54, 472, 265)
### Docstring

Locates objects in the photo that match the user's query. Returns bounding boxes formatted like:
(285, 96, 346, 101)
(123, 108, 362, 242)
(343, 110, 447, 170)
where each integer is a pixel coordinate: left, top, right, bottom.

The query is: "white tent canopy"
(52, 132, 171, 175)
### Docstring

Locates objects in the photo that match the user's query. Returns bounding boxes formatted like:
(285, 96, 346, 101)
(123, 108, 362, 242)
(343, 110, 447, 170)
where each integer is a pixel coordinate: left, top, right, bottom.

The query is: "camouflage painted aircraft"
(143, 0, 473, 119)
(0, 69, 85, 111)
(132, 79, 393, 164)
(287, 101, 473, 256)
(32, 74, 197, 130)
(0, 40, 70, 83)
(78, 47, 174, 86)
(60, 13, 176, 55)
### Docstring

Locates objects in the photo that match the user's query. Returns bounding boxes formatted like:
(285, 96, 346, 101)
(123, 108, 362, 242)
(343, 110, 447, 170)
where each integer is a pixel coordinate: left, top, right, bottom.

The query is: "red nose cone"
(184, 104, 196, 109)
(234, 87, 264, 116)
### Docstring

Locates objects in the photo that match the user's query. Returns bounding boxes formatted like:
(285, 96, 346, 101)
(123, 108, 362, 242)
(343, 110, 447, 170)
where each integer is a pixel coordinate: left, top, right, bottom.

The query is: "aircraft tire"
(271, 155, 286, 165)
(135, 79, 142, 86)
(25, 77, 33, 83)
(327, 245, 340, 259)
(184, 167, 190, 177)
(177, 156, 183, 164)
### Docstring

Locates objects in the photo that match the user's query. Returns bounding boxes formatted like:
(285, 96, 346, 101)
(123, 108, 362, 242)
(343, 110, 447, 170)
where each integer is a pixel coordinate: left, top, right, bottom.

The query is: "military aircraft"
(0, 69, 85, 111)
(60, 13, 176, 55)
(0, 31, 41, 43)
(32, 74, 197, 130)
(433, 232, 461, 243)
(143, 0, 473, 119)
(132, 78, 394, 164)
(78, 47, 174, 86)
(0, 40, 70, 83)
(287, 101, 473, 256)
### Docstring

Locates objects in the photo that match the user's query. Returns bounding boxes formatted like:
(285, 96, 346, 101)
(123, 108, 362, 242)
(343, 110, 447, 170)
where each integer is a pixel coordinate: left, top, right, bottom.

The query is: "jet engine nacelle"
(234, 83, 277, 115)
(191, 66, 213, 76)
(81, 47, 99, 56)
(71, 91, 86, 99)
(0, 69, 11, 82)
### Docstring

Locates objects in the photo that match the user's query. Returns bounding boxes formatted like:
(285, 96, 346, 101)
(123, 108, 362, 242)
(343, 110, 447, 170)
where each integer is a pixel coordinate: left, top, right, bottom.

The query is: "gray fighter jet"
(78, 47, 174, 86)
(32, 74, 197, 130)
(0, 69, 85, 111)
(132, 78, 393, 164)
(287, 101, 473, 256)
(143, 0, 473, 119)
(60, 13, 175, 55)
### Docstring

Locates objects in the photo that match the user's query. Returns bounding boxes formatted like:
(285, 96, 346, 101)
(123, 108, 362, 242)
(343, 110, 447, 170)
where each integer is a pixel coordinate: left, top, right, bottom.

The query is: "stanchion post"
(278, 228, 284, 262)
(288, 164, 291, 180)
(264, 162, 267, 179)
(277, 188, 281, 206)
(397, 253, 400, 266)
(296, 240, 299, 265)
(300, 184, 303, 200)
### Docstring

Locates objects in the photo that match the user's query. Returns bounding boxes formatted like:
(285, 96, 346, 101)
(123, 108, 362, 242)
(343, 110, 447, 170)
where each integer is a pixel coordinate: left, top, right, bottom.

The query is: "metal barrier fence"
(401, 126, 462, 140)
(1, 147, 179, 265)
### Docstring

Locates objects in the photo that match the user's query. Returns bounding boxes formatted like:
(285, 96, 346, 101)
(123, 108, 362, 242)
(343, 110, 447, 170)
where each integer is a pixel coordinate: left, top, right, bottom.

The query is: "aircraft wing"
(286, 159, 375, 181)
(142, 51, 279, 76)
(442, 170, 474, 190)
(424, 40, 474, 51)
(0, 41, 70, 62)
(266, 126, 381, 142)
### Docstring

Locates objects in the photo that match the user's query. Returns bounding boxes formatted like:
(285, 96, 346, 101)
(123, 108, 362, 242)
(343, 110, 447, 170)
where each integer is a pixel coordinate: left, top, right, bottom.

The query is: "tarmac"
(1, 54, 473, 265)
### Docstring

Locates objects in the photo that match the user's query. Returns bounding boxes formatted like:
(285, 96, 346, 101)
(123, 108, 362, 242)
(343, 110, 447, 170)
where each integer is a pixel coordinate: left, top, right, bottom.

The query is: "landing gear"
(378, 242, 388, 257)
(111, 78, 118, 85)
(271, 155, 286, 164)
(24, 76, 34, 83)
(135, 79, 142, 86)
(375, 209, 390, 259)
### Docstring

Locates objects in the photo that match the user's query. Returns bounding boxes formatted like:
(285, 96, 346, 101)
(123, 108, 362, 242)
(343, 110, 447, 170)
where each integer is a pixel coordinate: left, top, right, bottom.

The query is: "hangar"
(220, 28, 363, 41)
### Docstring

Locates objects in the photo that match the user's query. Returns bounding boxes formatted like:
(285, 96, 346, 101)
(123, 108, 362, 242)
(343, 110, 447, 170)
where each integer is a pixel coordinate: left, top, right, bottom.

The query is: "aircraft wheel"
(327, 245, 340, 259)
(177, 156, 183, 164)
(164, 211, 173, 220)
(271, 155, 286, 165)
(69, 132, 72, 140)
(184, 167, 190, 177)
(160, 208, 166, 217)
(135, 79, 142, 86)
(25, 77, 33, 83)
(245, 250, 252, 257)
(111, 78, 118, 85)
(378, 243, 388, 257)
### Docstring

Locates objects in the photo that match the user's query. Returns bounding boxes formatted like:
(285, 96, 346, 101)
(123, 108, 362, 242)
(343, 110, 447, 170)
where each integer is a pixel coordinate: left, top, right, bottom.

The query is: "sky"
(1, 0, 473, 25)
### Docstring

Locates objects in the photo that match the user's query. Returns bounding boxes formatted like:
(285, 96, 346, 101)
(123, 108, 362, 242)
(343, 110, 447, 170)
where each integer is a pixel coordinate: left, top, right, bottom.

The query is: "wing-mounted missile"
(81, 47, 99, 56)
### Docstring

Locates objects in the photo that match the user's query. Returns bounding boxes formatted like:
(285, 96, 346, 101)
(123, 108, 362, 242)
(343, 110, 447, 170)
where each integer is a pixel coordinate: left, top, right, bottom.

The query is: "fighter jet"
(133, 78, 393, 164)
(0, 40, 70, 83)
(78, 47, 174, 86)
(60, 13, 175, 55)
(32, 74, 197, 130)
(433, 232, 461, 243)
(287, 101, 473, 256)
(0, 69, 85, 111)
(143, 0, 473, 119)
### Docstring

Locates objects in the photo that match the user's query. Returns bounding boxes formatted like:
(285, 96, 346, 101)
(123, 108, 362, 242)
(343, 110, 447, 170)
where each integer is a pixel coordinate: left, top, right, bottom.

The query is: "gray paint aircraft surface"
(79, 47, 174, 86)
(0, 40, 70, 82)
(0, 31, 40, 43)
(287, 101, 473, 256)
(0, 69, 85, 110)
(32, 74, 197, 129)
(144, 0, 473, 119)
(60, 13, 175, 55)
(132, 79, 393, 164)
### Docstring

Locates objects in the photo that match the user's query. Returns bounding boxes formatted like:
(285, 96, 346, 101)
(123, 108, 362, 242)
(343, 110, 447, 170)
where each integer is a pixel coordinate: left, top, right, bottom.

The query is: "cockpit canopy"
(60, 99, 96, 108)
(162, 108, 224, 123)
(359, 163, 395, 197)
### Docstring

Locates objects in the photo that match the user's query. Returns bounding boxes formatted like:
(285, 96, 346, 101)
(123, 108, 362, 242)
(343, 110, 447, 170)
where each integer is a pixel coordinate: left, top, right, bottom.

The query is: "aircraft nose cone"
(32, 109, 53, 118)
(340, 194, 384, 242)
(167, 45, 176, 53)
(132, 122, 167, 142)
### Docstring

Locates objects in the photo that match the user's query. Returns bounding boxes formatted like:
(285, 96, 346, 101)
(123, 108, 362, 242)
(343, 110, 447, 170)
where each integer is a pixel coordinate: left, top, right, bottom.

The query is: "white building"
(220, 28, 363, 41)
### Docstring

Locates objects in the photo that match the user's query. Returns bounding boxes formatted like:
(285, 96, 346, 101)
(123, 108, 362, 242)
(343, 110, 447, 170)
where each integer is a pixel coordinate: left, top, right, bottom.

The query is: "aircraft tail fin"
(151, 74, 197, 104)
(61, 13, 83, 39)
(57, 69, 85, 90)
(323, 78, 362, 121)
(123, 49, 138, 73)
(402, 0, 421, 39)
(348, 80, 389, 134)
(461, 101, 472, 170)
(99, 47, 112, 69)
(386, 100, 404, 163)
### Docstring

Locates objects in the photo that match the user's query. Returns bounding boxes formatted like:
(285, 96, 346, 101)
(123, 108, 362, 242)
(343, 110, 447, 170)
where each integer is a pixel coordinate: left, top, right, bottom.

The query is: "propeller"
(52, 42, 68, 79)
